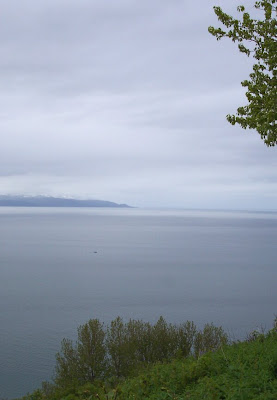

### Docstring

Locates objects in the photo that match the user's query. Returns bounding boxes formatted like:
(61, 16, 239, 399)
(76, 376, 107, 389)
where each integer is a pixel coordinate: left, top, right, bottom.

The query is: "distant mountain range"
(0, 195, 132, 208)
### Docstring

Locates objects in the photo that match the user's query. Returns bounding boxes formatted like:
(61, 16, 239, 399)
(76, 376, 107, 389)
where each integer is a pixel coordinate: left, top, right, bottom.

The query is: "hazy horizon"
(1, 193, 277, 212)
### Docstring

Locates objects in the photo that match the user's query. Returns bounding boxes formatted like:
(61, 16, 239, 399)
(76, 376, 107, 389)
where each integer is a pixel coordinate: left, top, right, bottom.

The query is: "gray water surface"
(0, 208, 276, 399)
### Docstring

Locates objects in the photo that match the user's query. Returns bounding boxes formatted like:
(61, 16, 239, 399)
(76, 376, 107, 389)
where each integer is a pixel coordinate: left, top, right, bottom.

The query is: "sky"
(0, 0, 276, 210)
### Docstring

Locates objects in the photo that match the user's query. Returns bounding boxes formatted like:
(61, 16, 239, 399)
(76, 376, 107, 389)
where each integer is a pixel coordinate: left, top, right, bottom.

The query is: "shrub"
(55, 319, 106, 388)
(194, 323, 228, 358)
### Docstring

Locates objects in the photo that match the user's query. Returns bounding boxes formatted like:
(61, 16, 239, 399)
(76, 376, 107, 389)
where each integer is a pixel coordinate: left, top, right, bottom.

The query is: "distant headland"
(0, 195, 132, 208)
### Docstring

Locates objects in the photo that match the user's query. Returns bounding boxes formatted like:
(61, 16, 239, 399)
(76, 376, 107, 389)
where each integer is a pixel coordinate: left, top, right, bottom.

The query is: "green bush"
(15, 317, 277, 400)
(55, 319, 106, 388)
(194, 322, 229, 358)
(116, 327, 277, 400)
(55, 316, 201, 386)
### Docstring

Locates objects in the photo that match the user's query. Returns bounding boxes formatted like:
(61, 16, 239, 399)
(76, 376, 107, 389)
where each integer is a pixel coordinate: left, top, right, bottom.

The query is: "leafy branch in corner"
(209, 0, 277, 146)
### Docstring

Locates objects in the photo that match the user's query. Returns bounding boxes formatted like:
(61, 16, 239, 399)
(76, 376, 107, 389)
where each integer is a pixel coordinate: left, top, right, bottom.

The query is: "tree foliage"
(208, 0, 277, 146)
(54, 316, 227, 389)
(19, 318, 277, 400)
(55, 319, 106, 388)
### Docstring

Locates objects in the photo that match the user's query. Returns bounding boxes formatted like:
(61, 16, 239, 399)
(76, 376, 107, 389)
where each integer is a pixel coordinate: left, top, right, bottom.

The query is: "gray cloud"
(0, 0, 276, 209)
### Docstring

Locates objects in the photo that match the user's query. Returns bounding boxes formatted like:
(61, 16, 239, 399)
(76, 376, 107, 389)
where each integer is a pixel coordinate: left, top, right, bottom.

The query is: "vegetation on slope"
(16, 317, 277, 400)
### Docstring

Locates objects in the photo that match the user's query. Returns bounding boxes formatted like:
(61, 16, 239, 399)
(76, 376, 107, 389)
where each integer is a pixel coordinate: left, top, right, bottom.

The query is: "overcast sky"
(0, 0, 276, 209)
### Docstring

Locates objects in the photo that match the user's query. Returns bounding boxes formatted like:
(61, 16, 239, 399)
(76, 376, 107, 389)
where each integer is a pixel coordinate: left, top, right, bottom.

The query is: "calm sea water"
(0, 207, 276, 399)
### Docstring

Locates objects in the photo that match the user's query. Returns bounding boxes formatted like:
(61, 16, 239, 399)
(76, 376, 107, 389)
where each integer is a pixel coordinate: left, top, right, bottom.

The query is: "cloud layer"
(0, 0, 276, 209)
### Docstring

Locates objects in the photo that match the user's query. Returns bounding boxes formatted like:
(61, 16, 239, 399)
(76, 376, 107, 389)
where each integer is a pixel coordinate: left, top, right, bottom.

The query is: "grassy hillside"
(115, 330, 277, 399)
(17, 320, 277, 400)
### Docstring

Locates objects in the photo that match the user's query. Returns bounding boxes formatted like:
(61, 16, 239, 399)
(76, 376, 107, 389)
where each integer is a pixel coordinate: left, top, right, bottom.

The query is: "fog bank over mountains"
(0, 195, 131, 208)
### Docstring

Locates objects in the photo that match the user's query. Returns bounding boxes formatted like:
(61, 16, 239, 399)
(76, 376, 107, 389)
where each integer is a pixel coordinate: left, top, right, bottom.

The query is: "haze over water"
(0, 207, 276, 399)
